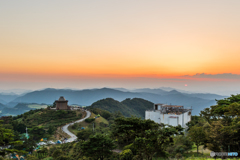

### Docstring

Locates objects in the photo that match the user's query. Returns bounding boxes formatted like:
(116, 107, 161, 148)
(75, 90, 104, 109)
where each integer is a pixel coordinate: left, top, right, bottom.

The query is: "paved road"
(62, 110, 91, 142)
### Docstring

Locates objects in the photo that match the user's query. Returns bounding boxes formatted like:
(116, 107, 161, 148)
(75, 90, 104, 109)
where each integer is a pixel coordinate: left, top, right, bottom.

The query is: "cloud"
(182, 73, 240, 79)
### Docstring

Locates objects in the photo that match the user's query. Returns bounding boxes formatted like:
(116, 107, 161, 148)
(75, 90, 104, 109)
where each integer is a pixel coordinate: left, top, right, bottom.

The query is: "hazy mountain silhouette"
(131, 88, 168, 95)
(7, 87, 225, 115)
(130, 88, 226, 99)
(0, 94, 19, 104)
(0, 103, 6, 110)
(0, 99, 6, 105)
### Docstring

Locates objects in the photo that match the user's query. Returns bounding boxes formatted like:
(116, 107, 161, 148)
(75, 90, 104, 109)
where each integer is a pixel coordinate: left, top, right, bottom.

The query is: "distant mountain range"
(0, 99, 6, 105)
(0, 103, 6, 110)
(0, 94, 19, 104)
(1, 87, 228, 115)
(1, 103, 33, 116)
(0, 89, 32, 95)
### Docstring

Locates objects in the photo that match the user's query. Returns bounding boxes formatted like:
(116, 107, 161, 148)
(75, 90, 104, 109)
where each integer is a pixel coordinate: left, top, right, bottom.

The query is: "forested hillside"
(88, 98, 153, 118)
(14, 109, 84, 132)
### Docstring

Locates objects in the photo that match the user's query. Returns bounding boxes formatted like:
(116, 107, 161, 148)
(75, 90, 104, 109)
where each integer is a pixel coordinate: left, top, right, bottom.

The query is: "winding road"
(62, 110, 91, 142)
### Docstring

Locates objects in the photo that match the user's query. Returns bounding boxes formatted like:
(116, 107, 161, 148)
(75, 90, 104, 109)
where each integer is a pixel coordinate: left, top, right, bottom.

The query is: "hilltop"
(89, 98, 153, 118)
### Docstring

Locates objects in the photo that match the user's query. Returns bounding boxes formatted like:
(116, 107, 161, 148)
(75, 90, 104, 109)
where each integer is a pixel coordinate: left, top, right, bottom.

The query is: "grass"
(68, 112, 109, 135)
(15, 109, 86, 141)
(190, 145, 211, 154)
(28, 104, 48, 109)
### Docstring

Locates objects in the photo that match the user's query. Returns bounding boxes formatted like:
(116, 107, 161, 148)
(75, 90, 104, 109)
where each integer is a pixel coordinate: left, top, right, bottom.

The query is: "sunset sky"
(1, 0, 240, 94)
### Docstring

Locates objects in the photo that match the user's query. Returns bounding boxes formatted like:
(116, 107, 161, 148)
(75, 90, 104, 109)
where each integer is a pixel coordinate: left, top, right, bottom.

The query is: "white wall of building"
(145, 111, 161, 124)
(145, 111, 191, 128)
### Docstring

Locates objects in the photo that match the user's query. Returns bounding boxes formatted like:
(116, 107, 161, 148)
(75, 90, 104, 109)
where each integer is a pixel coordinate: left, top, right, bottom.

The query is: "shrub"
(72, 123, 79, 129)
(55, 155, 71, 160)
(52, 149, 62, 159)
(175, 153, 182, 159)
(120, 149, 133, 160)
(84, 118, 95, 123)
(26, 155, 39, 160)
(99, 122, 108, 127)
(43, 157, 53, 160)
(77, 129, 93, 141)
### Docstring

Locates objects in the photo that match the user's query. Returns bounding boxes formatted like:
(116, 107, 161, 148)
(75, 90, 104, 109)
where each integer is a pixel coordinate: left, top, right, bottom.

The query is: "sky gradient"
(1, 0, 240, 94)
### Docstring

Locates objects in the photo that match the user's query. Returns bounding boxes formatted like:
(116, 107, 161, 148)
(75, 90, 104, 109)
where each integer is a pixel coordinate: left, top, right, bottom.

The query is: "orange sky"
(1, 0, 240, 92)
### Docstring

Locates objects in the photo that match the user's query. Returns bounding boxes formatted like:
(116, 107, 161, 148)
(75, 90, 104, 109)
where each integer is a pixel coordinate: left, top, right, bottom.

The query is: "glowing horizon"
(1, 0, 240, 93)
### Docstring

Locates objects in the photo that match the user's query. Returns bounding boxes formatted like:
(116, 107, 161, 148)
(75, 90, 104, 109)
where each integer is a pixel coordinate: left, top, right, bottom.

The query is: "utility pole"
(26, 127, 29, 139)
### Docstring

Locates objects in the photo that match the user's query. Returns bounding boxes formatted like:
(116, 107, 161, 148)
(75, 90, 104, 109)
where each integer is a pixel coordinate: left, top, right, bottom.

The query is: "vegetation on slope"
(0, 95, 239, 159)
(68, 112, 109, 135)
(121, 97, 154, 116)
(88, 98, 153, 118)
(15, 109, 83, 129)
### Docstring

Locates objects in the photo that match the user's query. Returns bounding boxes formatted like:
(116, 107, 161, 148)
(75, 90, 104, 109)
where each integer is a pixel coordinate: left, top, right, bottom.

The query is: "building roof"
(155, 104, 183, 108)
(155, 103, 164, 105)
(162, 105, 183, 108)
(58, 96, 66, 101)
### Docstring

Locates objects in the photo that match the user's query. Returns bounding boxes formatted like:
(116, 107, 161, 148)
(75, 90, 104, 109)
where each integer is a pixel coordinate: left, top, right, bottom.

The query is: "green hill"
(68, 112, 110, 135)
(88, 98, 153, 118)
(14, 109, 84, 130)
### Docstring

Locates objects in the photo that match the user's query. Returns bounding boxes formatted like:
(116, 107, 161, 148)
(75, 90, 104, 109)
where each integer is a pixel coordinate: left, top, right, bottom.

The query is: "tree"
(12, 122, 27, 134)
(26, 155, 39, 160)
(80, 134, 116, 160)
(167, 135, 193, 157)
(120, 149, 133, 160)
(188, 125, 206, 154)
(52, 102, 56, 108)
(111, 116, 183, 159)
(47, 125, 55, 135)
(29, 126, 46, 141)
(15, 137, 37, 153)
(111, 116, 158, 146)
(200, 94, 240, 152)
(134, 125, 183, 160)
(77, 129, 92, 141)
(0, 121, 24, 157)
(55, 155, 71, 160)
(52, 149, 62, 159)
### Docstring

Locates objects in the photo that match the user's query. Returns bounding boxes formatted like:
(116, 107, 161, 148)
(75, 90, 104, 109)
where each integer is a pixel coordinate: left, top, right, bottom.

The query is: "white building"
(145, 104, 191, 128)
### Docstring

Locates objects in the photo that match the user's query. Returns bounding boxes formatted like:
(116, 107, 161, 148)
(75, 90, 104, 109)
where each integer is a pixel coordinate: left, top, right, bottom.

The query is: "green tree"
(111, 116, 158, 146)
(77, 129, 92, 141)
(26, 155, 39, 160)
(47, 125, 55, 135)
(30, 126, 46, 141)
(15, 137, 37, 153)
(120, 149, 133, 160)
(188, 125, 206, 154)
(53, 102, 56, 108)
(80, 134, 116, 160)
(55, 155, 71, 160)
(52, 149, 62, 159)
(134, 125, 183, 160)
(0, 121, 24, 157)
(167, 135, 193, 157)
(200, 94, 240, 152)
